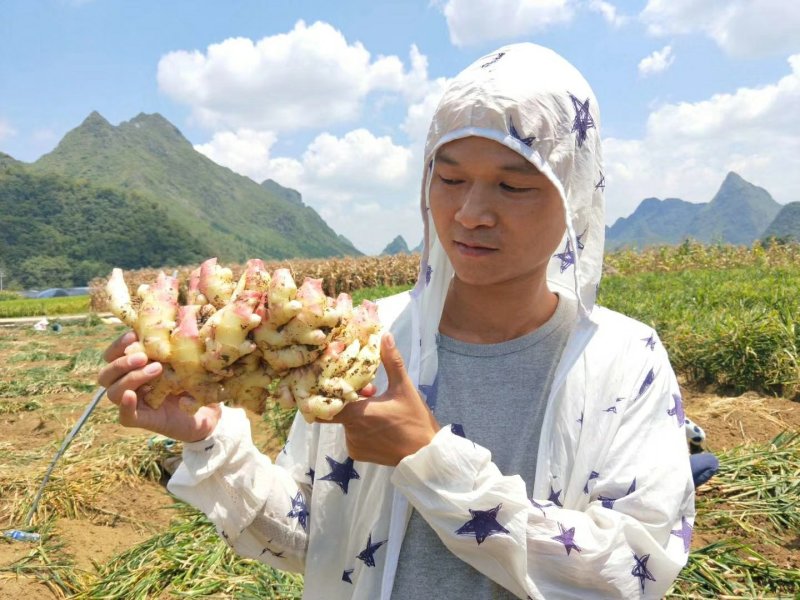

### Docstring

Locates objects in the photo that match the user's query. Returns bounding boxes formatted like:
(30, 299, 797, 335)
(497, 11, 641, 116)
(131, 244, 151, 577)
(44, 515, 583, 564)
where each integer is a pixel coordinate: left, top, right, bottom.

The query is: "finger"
(380, 332, 409, 388)
(98, 351, 148, 388)
(118, 389, 141, 427)
(104, 360, 162, 405)
(102, 330, 138, 363)
(358, 382, 377, 397)
(323, 398, 366, 425)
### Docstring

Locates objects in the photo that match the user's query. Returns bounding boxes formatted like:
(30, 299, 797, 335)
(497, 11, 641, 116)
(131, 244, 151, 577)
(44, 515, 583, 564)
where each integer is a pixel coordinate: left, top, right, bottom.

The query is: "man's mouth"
(454, 241, 498, 255)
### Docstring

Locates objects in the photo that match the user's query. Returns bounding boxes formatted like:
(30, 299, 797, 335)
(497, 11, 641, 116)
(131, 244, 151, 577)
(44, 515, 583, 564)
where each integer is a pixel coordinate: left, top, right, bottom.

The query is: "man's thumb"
(380, 332, 407, 385)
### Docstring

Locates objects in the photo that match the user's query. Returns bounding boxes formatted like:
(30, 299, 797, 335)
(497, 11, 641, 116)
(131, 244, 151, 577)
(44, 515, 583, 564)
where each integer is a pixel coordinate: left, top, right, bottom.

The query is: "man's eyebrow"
(436, 150, 542, 175)
(499, 162, 542, 175)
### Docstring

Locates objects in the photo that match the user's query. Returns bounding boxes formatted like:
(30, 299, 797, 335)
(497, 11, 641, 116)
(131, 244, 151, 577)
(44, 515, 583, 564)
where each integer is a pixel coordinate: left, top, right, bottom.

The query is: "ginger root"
(105, 258, 383, 422)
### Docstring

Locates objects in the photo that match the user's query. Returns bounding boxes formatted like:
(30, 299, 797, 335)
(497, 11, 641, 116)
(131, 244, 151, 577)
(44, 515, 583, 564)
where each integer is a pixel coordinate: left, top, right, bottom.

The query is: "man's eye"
(500, 183, 534, 193)
(439, 175, 462, 185)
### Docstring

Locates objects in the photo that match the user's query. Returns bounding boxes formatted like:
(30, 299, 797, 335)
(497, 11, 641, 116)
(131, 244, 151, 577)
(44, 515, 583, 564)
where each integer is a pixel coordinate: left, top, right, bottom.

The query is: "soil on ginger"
(0, 321, 798, 597)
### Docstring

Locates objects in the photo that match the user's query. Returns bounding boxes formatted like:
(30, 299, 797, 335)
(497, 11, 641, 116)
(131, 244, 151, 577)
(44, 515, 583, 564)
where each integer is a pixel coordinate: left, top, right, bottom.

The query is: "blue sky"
(2, 0, 798, 254)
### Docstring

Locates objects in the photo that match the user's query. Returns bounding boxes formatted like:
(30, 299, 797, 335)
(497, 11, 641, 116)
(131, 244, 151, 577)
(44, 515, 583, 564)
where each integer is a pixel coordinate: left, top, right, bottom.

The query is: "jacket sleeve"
(167, 404, 312, 573)
(390, 350, 695, 599)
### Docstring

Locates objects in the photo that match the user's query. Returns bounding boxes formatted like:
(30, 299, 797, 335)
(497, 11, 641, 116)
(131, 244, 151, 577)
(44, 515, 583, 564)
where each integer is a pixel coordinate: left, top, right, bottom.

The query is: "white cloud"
(302, 129, 413, 192)
(195, 127, 421, 255)
(588, 0, 627, 27)
(157, 20, 429, 132)
(640, 0, 800, 58)
(604, 54, 800, 224)
(638, 45, 674, 77)
(438, 0, 576, 47)
(0, 119, 17, 142)
(195, 129, 278, 182)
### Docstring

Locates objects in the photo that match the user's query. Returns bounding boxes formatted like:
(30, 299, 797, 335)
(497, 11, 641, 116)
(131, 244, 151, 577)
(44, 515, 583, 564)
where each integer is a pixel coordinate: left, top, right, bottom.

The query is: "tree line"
(0, 168, 210, 289)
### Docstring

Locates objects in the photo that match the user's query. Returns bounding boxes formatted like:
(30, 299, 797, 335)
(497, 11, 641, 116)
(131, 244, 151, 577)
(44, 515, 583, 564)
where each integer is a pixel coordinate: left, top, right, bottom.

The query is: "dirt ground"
(1, 322, 798, 597)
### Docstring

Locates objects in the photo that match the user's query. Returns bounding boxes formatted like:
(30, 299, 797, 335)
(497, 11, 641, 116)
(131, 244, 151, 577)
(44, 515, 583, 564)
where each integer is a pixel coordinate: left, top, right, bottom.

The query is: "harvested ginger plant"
(105, 258, 382, 422)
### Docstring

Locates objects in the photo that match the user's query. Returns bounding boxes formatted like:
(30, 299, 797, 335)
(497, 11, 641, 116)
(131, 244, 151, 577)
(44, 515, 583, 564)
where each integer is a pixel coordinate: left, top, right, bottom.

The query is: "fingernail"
(144, 362, 161, 375)
(128, 352, 147, 367)
(385, 332, 395, 348)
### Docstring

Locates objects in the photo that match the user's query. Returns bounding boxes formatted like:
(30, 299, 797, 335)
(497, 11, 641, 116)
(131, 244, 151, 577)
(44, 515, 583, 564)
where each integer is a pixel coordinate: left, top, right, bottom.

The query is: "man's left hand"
(324, 332, 440, 466)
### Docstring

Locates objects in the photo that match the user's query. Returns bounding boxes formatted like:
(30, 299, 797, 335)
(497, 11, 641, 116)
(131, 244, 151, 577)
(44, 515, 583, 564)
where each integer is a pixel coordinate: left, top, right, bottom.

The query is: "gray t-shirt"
(392, 294, 577, 599)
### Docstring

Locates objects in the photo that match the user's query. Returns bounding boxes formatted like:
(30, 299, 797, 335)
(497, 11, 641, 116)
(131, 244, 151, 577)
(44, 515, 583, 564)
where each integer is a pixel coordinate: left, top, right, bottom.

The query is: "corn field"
(88, 254, 422, 312)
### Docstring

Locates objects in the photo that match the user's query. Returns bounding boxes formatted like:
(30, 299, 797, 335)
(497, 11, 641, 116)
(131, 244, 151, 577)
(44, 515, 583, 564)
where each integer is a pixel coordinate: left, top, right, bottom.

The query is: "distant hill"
(382, 235, 410, 255)
(761, 202, 800, 241)
(0, 166, 208, 287)
(0, 152, 23, 170)
(607, 172, 782, 250)
(261, 178, 303, 206)
(32, 111, 360, 261)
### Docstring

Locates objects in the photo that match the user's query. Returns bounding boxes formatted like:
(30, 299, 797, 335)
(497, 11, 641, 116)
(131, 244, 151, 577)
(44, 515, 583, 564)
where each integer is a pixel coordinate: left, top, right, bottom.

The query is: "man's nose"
(454, 184, 495, 229)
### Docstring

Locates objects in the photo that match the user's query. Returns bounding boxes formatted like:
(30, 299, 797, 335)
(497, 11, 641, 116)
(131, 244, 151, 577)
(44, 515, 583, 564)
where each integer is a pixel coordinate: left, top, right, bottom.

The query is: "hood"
(406, 43, 605, 388)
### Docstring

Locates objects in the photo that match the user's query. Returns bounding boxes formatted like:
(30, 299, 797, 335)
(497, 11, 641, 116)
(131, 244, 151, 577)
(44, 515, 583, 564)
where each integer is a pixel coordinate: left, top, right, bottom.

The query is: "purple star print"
(260, 540, 285, 558)
(319, 455, 360, 494)
(552, 522, 582, 556)
(554, 239, 575, 273)
(643, 333, 657, 350)
(577, 411, 584, 427)
(671, 516, 693, 553)
(418, 373, 439, 410)
(631, 553, 656, 592)
(455, 504, 509, 544)
(450, 423, 466, 438)
(306, 468, 315, 485)
(598, 495, 616, 509)
(357, 533, 386, 567)
(425, 264, 433, 285)
(342, 569, 354, 583)
(530, 497, 553, 517)
(584, 471, 600, 494)
(481, 51, 505, 68)
(598, 479, 635, 510)
(667, 393, 685, 427)
(548, 486, 563, 507)
(509, 116, 536, 146)
(576, 228, 587, 251)
(569, 93, 595, 148)
(635, 368, 656, 401)
(604, 406, 618, 414)
(287, 491, 309, 530)
(595, 171, 605, 191)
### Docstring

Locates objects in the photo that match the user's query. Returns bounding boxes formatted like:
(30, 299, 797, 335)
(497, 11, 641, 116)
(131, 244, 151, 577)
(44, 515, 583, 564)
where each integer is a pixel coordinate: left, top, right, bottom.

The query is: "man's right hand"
(98, 331, 221, 443)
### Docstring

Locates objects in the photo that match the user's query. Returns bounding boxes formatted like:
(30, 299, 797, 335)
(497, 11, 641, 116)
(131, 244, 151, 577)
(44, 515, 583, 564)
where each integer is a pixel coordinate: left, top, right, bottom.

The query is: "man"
(99, 43, 695, 598)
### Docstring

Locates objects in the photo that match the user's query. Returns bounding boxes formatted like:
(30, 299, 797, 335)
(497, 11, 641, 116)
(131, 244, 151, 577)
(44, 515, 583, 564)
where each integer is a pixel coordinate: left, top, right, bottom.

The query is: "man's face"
(429, 136, 566, 289)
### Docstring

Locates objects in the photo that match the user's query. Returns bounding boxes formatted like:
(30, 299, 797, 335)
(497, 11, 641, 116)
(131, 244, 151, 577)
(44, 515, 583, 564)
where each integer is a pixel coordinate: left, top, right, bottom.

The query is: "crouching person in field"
(98, 43, 695, 599)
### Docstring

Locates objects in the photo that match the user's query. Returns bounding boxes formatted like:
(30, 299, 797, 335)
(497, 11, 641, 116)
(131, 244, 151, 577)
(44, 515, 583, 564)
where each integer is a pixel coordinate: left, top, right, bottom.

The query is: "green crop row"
(0, 295, 90, 319)
(599, 266, 800, 398)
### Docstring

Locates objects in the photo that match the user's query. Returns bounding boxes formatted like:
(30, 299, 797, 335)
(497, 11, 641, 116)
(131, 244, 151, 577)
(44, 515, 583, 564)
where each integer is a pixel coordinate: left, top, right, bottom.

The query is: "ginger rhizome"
(105, 258, 382, 422)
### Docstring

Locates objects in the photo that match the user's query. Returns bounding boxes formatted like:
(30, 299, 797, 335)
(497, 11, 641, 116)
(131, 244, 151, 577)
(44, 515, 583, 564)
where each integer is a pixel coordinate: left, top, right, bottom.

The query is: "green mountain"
(607, 172, 782, 249)
(761, 202, 800, 241)
(0, 151, 23, 170)
(605, 197, 701, 249)
(694, 172, 782, 245)
(32, 111, 360, 261)
(0, 165, 208, 287)
(261, 178, 303, 206)
(382, 235, 410, 255)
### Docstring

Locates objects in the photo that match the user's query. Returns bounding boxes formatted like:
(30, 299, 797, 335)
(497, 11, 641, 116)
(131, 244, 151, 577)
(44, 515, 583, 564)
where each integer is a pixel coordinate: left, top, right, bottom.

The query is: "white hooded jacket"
(168, 43, 695, 599)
